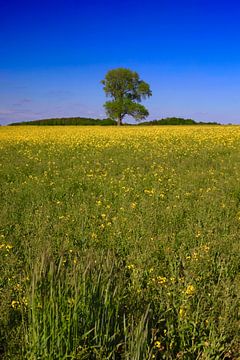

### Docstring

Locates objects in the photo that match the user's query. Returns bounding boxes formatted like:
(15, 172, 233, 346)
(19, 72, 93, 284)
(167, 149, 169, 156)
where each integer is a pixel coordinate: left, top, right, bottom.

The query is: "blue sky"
(1, 0, 240, 124)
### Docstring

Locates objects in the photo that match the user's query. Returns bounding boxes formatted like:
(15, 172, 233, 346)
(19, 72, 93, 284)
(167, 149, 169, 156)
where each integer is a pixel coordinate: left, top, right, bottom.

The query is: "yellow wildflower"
(11, 300, 20, 309)
(185, 284, 195, 296)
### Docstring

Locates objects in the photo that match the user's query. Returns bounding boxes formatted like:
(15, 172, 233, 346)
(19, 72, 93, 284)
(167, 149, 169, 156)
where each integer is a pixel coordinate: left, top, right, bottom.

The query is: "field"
(1, 126, 240, 359)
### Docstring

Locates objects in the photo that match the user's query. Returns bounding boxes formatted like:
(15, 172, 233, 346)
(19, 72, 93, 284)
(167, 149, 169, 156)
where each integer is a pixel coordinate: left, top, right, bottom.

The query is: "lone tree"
(101, 68, 152, 126)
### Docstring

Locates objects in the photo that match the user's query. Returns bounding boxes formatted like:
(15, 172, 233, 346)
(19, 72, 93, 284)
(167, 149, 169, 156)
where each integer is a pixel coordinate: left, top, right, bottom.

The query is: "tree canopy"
(101, 68, 152, 125)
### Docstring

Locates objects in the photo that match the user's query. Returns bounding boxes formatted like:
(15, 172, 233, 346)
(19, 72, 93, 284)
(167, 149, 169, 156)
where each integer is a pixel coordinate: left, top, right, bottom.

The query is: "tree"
(101, 68, 152, 126)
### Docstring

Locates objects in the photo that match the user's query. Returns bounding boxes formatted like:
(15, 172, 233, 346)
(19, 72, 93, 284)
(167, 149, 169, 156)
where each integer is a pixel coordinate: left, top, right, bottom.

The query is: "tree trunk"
(117, 116, 122, 126)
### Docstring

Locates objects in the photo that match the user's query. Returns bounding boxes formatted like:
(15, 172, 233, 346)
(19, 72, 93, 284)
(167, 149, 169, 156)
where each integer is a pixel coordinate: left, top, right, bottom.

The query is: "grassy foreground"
(1, 126, 240, 359)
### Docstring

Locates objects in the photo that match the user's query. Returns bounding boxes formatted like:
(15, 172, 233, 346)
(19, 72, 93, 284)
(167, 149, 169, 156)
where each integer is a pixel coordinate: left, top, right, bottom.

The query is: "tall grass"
(1, 126, 240, 359)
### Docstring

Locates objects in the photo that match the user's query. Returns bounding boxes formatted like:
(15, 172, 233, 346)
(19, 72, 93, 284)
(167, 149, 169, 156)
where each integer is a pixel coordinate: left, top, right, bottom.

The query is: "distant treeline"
(139, 117, 220, 125)
(9, 117, 117, 126)
(8, 116, 221, 126)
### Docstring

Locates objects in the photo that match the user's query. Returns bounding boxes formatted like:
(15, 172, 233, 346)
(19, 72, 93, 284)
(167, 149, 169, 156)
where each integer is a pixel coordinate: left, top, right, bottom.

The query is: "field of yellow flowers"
(1, 126, 240, 359)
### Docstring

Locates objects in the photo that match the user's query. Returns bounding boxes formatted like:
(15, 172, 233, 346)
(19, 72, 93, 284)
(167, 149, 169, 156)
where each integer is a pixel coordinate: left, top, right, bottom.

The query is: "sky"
(1, 0, 240, 124)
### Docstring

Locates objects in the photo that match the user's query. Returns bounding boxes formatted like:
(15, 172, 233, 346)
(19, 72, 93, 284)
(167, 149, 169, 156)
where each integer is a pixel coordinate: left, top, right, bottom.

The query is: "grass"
(0, 126, 240, 359)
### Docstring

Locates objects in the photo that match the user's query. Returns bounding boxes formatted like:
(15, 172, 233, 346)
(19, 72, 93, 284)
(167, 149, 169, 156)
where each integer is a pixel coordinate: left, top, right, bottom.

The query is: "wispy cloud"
(12, 98, 33, 107)
(0, 108, 45, 125)
(44, 90, 74, 98)
(0, 109, 15, 115)
(21, 98, 32, 103)
(0, 108, 37, 115)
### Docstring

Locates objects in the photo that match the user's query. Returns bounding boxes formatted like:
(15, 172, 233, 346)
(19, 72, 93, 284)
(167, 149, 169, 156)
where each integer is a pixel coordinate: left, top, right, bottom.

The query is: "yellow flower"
(126, 264, 134, 270)
(185, 284, 195, 296)
(144, 189, 154, 196)
(22, 297, 28, 306)
(156, 276, 167, 284)
(179, 306, 186, 319)
(202, 244, 210, 252)
(11, 300, 20, 309)
(154, 340, 164, 351)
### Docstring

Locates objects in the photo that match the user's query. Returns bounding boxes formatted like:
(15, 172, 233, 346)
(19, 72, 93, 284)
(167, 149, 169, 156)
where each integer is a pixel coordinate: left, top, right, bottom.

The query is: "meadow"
(1, 126, 240, 359)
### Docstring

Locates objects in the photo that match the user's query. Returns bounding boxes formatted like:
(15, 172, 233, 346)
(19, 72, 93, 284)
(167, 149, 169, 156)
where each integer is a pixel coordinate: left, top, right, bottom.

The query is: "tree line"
(9, 117, 117, 126)
(9, 117, 220, 126)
